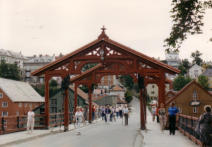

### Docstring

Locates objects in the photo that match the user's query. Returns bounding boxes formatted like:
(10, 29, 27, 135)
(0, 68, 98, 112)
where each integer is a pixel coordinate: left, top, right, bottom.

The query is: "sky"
(0, 0, 212, 61)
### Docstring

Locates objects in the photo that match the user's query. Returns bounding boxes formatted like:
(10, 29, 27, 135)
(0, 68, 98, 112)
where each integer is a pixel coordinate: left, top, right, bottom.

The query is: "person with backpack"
(196, 105, 212, 147)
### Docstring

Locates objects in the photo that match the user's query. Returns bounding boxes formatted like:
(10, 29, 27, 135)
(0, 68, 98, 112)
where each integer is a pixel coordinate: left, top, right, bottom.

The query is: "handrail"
(177, 114, 202, 146)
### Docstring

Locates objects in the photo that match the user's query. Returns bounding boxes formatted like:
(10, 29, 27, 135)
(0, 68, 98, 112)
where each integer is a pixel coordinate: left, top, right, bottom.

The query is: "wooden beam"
(44, 75, 50, 128)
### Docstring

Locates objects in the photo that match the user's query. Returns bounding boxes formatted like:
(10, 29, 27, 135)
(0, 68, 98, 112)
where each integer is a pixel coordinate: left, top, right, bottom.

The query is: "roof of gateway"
(0, 78, 44, 102)
(32, 29, 180, 76)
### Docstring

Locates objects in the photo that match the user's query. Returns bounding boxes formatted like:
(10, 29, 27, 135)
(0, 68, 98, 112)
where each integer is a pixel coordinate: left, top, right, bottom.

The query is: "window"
(16, 111, 19, 116)
(193, 90, 197, 100)
(2, 102, 8, 107)
(151, 91, 155, 94)
(193, 107, 197, 113)
(2, 111, 8, 117)
(152, 85, 155, 88)
(24, 103, 28, 108)
(29, 104, 32, 109)
(194, 70, 198, 78)
(19, 103, 22, 107)
(0, 93, 3, 98)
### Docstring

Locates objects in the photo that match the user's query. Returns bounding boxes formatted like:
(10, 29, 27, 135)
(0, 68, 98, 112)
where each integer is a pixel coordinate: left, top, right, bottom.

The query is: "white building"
(188, 64, 204, 79)
(0, 49, 26, 69)
(24, 54, 55, 84)
(165, 51, 180, 68)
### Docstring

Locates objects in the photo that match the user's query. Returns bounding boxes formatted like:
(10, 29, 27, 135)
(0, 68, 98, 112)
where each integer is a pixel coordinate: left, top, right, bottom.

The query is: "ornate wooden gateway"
(32, 27, 179, 131)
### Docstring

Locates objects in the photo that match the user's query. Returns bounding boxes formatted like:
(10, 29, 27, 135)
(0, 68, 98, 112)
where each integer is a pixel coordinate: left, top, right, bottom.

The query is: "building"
(23, 54, 55, 84)
(165, 51, 180, 68)
(0, 78, 44, 131)
(109, 84, 125, 100)
(0, 49, 25, 69)
(99, 75, 116, 89)
(188, 64, 204, 79)
(202, 68, 212, 90)
(166, 80, 212, 117)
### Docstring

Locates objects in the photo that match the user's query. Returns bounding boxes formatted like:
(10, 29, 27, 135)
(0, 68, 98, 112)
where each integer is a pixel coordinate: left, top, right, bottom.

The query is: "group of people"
(99, 105, 129, 125)
(151, 102, 212, 147)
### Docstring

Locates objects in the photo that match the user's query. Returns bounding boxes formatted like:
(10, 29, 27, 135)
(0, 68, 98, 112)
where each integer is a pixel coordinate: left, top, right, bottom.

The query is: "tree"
(0, 60, 21, 80)
(191, 50, 203, 65)
(173, 75, 192, 91)
(120, 75, 134, 90)
(164, 0, 212, 51)
(125, 90, 133, 103)
(198, 75, 209, 90)
(178, 59, 190, 75)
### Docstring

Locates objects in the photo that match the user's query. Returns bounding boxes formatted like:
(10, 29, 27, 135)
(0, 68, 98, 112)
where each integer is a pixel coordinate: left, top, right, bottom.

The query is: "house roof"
(165, 80, 212, 106)
(202, 68, 212, 77)
(111, 85, 124, 91)
(32, 30, 180, 76)
(69, 85, 88, 100)
(0, 78, 44, 102)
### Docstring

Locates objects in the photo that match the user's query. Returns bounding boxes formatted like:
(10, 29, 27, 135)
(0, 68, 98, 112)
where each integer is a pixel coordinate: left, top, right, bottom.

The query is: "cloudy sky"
(0, 0, 212, 61)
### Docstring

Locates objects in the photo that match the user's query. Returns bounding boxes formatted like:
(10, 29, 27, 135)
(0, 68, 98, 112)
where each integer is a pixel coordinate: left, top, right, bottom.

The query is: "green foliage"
(61, 75, 70, 91)
(81, 63, 97, 72)
(0, 60, 21, 80)
(125, 90, 133, 103)
(191, 50, 203, 66)
(79, 85, 88, 93)
(50, 79, 58, 87)
(138, 74, 144, 89)
(198, 75, 209, 90)
(120, 75, 134, 90)
(178, 59, 190, 75)
(173, 75, 192, 91)
(164, 0, 212, 51)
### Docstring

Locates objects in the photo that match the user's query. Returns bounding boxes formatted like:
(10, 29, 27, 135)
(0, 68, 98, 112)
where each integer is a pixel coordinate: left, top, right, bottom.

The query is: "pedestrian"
(101, 106, 105, 120)
(75, 107, 84, 135)
(158, 103, 167, 132)
(195, 105, 212, 147)
(123, 105, 129, 126)
(27, 108, 35, 133)
(152, 106, 156, 122)
(116, 106, 119, 118)
(92, 105, 96, 121)
(119, 106, 123, 118)
(168, 102, 179, 135)
(105, 105, 111, 123)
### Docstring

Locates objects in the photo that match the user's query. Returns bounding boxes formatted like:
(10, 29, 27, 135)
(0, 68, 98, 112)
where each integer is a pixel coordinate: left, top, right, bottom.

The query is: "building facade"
(202, 68, 212, 90)
(166, 80, 212, 117)
(23, 54, 55, 84)
(189, 64, 204, 79)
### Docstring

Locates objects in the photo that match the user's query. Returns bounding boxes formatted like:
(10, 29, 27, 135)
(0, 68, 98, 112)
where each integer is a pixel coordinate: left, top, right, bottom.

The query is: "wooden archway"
(32, 27, 180, 131)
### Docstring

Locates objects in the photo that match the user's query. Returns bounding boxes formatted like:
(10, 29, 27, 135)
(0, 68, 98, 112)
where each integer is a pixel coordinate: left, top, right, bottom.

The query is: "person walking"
(75, 107, 84, 135)
(105, 105, 111, 123)
(158, 103, 167, 132)
(168, 102, 179, 135)
(195, 105, 212, 147)
(27, 108, 35, 133)
(123, 105, 129, 126)
(119, 106, 123, 118)
(152, 106, 156, 122)
(116, 106, 119, 118)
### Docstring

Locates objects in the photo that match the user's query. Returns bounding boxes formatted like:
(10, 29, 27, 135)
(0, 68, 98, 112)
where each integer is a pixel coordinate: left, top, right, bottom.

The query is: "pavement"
(0, 98, 200, 147)
(142, 106, 199, 147)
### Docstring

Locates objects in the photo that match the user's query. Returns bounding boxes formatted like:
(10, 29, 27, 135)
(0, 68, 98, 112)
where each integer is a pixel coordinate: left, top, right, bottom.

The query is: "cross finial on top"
(101, 26, 106, 32)
(98, 25, 109, 40)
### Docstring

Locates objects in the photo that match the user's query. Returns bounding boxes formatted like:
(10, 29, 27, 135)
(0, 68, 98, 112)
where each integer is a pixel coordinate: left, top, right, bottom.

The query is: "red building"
(0, 78, 44, 131)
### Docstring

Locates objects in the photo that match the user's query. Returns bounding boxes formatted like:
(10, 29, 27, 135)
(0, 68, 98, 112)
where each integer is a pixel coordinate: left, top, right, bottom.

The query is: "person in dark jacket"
(196, 105, 212, 147)
(168, 102, 179, 135)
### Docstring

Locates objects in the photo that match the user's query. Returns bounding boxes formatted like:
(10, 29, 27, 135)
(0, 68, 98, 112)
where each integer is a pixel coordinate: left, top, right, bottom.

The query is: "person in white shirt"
(27, 108, 35, 133)
(123, 105, 129, 126)
(75, 107, 84, 129)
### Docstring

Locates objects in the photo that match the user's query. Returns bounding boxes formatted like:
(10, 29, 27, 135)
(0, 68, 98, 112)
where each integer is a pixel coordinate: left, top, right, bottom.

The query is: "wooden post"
(140, 89, 145, 130)
(64, 89, 69, 131)
(74, 84, 78, 113)
(44, 75, 50, 128)
(158, 72, 165, 107)
(88, 85, 92, 123)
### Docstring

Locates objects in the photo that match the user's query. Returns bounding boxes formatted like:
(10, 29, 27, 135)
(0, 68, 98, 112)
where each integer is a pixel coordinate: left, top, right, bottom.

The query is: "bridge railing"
(0, 114, 46, 134)
(177, 114, 202, 146)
